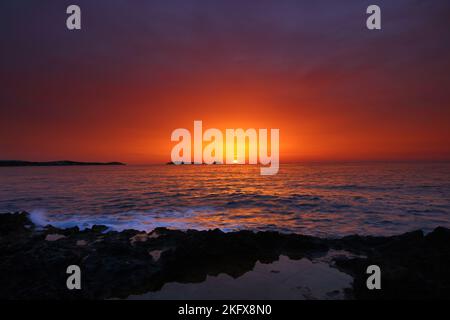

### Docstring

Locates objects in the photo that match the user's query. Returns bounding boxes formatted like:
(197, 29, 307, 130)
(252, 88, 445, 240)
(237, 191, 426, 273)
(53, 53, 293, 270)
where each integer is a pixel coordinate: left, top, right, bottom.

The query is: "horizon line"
(2, 158, 450, 166)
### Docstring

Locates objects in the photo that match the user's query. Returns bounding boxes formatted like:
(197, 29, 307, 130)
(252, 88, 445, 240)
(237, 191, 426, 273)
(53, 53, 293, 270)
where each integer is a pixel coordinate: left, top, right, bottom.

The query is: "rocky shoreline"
(0, 212, 449, 300)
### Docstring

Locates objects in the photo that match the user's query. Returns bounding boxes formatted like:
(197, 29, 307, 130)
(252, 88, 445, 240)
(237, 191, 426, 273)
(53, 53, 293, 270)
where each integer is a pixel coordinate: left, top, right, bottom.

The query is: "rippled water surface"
(1, 162, 449, 237)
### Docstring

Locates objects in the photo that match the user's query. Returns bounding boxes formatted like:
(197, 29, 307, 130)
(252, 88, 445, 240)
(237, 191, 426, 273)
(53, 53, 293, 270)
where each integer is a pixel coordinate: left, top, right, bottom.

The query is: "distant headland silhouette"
(0, 160, 125, 167)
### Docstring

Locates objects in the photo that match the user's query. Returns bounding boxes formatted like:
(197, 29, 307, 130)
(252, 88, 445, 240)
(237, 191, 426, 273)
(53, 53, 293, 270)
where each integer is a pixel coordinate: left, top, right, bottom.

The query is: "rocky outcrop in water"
(0, 212, 449, 300)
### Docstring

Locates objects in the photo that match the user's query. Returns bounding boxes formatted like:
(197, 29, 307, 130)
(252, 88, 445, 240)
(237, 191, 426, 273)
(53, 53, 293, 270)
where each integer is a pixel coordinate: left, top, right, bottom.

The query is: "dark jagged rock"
(332, 229, 450, 299)
(0, 211, 32, 235)
(0, 212, 449, 300)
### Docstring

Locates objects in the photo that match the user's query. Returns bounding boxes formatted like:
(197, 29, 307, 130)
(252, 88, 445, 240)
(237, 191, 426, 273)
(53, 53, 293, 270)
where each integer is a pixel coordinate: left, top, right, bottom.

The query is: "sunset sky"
(1, 0, 449, 163)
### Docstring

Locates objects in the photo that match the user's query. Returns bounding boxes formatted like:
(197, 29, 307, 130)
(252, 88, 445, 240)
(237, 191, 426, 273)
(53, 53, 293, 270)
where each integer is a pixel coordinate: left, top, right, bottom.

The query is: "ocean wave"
(28, 207, 220, 232)
(2, 163, 449, 237)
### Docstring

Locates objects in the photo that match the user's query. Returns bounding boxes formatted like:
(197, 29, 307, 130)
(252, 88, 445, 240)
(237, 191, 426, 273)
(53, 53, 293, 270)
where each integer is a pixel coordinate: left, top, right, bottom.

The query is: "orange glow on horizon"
(2, 65, 450, 164)
(2, 2, 450, 164)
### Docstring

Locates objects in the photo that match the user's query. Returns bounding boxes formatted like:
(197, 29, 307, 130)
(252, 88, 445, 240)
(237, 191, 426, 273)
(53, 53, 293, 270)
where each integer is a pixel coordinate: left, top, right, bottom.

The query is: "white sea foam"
(29, 209, 51, 228)
(29, 207, 220, 233)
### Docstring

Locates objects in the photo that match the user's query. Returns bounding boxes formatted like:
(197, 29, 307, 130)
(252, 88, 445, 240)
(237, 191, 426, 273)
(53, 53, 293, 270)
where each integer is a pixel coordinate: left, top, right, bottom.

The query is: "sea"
(1, 162, 449, 237)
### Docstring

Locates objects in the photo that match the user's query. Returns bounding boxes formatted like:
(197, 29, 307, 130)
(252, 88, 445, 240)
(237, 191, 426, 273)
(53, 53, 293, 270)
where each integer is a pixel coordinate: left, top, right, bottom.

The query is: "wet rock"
(0, 211, 32, 235)
(148, 249, 164, 261)
(0, 212, 449, 300)
(334, 228, 450, 299)
(91, 225, 108, 233)
(76, 240, 88, 246)
(45, 234, 67, 241)
(130, 233, 149, 245)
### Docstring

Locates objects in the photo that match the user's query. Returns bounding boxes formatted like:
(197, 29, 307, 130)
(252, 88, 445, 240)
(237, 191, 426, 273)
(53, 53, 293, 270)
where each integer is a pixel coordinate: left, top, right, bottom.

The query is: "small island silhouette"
(0, 160, 125, 167)
(166, 161, 223, 165)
